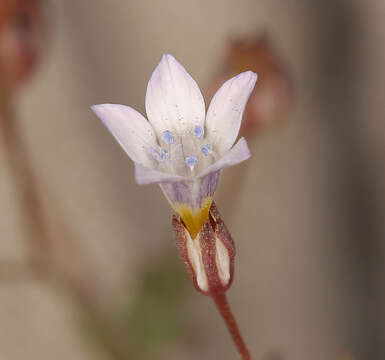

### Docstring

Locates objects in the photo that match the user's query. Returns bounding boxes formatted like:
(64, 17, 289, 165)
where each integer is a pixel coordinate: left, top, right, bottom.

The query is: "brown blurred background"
(0, 0, 384, 359)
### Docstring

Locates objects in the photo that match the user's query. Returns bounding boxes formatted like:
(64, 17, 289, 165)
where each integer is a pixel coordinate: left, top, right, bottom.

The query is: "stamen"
(193, 125, 203, 139)
(148, 147, 169, 161)
(201, 144, 211, 156)
(162, 130, 175, 144)
(185, 156, 198, 169)
(147, 147, 161, 160)
(160, 148, 169, 160)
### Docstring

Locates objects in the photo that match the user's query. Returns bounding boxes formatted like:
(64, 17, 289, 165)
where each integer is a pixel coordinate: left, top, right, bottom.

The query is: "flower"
(91, 54, 257, 238)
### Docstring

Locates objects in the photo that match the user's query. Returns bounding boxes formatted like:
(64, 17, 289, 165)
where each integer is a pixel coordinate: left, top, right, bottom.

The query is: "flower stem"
(212, 293, 251, 360)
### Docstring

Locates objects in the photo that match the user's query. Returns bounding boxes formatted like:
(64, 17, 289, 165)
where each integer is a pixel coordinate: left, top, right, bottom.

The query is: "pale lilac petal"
(91, 104, 158, 167)
(145, 54, 205, 140)
(161, 172, 220, 238)
(198, 137, 251, 178)
(205, 71, 257, 155)
(160, 171, 220, 209)
(134, 163, 185, 185)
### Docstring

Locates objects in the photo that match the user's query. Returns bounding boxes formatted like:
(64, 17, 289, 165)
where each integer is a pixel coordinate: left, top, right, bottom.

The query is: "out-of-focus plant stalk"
(0, 93, 90, 302)
(0, 0, 51, 266)
(0, 0, 55, 278)
(0, 93, 52, 264)
(0, 92, 108, 318)
(0, 0, 96, 303)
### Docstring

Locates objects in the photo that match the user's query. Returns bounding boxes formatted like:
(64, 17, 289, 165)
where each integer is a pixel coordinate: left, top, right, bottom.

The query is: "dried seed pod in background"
(207, 33, 293, 137)
(0, 0, 48, 92)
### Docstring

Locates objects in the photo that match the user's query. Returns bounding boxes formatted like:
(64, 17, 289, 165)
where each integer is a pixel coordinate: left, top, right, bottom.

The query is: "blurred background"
(0, 0, 384, 359)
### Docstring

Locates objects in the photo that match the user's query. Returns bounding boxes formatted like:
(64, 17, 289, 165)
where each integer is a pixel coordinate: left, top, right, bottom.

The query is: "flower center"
(147, 127, 216, 177)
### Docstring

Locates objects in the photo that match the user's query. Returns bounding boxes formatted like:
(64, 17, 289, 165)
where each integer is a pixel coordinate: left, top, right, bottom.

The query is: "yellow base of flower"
(173, 197, 213, 239)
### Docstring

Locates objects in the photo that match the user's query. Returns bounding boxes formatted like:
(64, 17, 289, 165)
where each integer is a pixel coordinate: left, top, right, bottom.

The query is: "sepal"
(172, 202, 235, 295)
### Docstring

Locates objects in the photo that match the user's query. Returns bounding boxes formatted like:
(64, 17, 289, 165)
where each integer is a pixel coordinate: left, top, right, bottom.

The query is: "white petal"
(134, 163, 185, 185)
(91, 104, 158, 167)
(205, 71, 257, 155)
(145, 54, 205, 139)
(198, 137, 251, 178)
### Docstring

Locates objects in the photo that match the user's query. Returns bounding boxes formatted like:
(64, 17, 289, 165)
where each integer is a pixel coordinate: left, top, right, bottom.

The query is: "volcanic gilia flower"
(91, 54, 257, 239)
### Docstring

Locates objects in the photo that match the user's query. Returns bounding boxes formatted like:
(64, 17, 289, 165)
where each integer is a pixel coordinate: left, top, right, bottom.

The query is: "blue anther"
(162, 130, 175, 144)
(148, 147, 161, 160)
(148, 147, 168, 161)
(201, 144, 211, 156)
(160, 148, 169, 160)
(185, 156, 198, 168)
(193, 125, 203, 139)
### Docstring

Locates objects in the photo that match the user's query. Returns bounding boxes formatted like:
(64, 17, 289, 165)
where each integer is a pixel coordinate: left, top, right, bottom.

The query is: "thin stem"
(212, 293, 251, 360)
(0, 93, 52, 260)
(0, 93, 97, 302)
